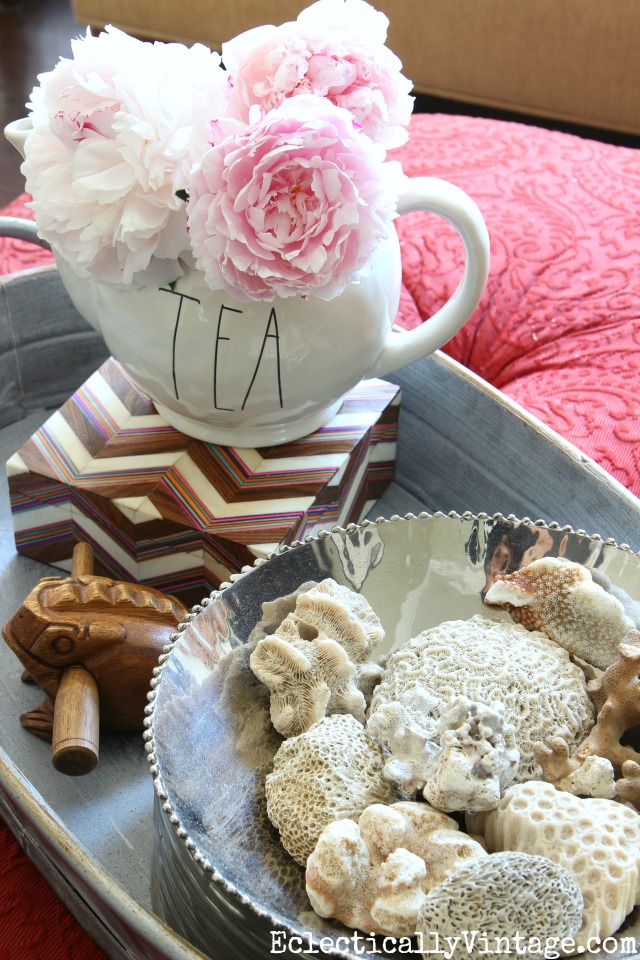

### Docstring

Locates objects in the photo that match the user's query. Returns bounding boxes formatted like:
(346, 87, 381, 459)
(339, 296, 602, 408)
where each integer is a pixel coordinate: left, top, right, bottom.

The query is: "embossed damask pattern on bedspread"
(391, 115, 640, 496)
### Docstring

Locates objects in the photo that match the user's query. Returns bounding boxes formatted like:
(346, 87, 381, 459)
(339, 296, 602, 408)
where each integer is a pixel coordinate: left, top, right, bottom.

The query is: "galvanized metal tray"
(1, 263, 639, 960)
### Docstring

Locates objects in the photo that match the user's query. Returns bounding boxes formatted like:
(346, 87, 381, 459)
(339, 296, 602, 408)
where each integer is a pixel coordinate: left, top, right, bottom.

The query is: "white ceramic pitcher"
(6, 118, 490, 447)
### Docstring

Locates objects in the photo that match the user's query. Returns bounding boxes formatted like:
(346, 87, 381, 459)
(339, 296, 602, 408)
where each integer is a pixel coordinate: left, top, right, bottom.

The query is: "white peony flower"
(23, 26, 229, 286)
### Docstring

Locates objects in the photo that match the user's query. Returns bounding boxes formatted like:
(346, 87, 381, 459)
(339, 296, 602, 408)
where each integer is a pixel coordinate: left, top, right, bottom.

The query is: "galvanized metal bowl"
(145, 511, 640, 960)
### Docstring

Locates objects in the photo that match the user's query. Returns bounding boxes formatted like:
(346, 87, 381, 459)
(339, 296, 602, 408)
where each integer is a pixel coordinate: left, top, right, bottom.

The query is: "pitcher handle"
(369, 176, 490, 379)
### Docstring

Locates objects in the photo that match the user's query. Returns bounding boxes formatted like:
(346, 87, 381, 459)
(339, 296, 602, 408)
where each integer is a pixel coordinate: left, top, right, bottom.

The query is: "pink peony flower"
(222, 0, 414, 150)
(22, 26, 228, 286)
(186, 95, 405, 301)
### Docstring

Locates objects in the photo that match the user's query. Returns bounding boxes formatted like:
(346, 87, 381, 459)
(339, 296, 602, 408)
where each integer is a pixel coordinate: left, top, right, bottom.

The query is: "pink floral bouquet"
(21, 0, 414, 300)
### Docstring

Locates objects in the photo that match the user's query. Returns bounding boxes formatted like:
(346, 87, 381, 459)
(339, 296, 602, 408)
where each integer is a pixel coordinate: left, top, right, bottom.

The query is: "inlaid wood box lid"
(6, 357, 400, 605)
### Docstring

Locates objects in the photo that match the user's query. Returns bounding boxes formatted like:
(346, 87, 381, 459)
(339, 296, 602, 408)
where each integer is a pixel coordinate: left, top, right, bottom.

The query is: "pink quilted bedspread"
(392, 115, 640, 496)
(0, 112, 639, 958)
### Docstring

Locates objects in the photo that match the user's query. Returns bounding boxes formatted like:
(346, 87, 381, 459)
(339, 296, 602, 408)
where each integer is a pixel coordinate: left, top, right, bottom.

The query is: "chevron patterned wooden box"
(7, 358, 400, 604)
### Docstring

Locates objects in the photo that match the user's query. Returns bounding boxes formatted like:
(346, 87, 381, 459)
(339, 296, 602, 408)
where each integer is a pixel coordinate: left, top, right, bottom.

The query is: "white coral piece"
(485, 556, 634, 670)
(265, 714, 394, 865)
(420, 696, 519, 812)
(415, 851, 583, 960)
(553, 755, 616, 799)
(471, 781, 640, 947)
(305, 801, 487, 936)
(250, 578, 385, 737)
(366, 689, 440, 793)
(367, 615, 594, 784)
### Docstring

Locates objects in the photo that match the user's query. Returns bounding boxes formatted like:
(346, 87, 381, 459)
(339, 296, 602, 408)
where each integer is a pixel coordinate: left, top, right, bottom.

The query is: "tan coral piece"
(305, 801, 487, 936)
(359, 802, 488, 893)
(250, 615, 372, 737)
(576, 640, 640, 773)
(411, 828, 488, 892)
(533, 736, 581, 781)
(294, 579, 384, 660)
(415, 851, 583, 960)
(533, 737, 616, 798)
(250, 579, 384, 737)
(248, 581, 318, 643)
(617, 760, 640, 810)
(475, 780, 640, 946)
(265, 714, 394, 865)
(484, 556, 634, 669)
(367, 615, 594, 784)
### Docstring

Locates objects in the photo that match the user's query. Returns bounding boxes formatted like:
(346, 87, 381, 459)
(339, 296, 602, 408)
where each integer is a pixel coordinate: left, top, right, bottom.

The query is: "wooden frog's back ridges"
(40, 576, 184, 621)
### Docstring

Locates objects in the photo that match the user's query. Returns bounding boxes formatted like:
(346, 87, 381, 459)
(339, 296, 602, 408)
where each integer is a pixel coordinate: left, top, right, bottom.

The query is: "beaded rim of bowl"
(142, 508, 638, 944)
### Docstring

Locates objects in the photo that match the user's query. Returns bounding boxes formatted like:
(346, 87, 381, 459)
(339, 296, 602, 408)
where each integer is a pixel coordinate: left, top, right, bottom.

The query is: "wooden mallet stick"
(51, 543, 100, 776)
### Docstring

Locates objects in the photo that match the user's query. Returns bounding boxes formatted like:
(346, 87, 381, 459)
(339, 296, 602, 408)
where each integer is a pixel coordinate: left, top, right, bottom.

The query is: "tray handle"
(0, 216, 51, 250)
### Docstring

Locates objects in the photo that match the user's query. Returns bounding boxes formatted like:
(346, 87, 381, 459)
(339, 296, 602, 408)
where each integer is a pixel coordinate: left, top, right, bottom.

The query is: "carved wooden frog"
(2, 542, 187, 775)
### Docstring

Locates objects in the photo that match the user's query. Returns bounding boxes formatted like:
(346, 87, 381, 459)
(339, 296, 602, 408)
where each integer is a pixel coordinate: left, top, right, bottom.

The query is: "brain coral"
(367, 615, 595, 783)
(265, 714, 395, 865)
(415, 851, 583, 960)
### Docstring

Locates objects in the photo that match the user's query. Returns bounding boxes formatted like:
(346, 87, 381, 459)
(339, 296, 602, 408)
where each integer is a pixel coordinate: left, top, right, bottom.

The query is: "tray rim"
(432, 351, 640, 527)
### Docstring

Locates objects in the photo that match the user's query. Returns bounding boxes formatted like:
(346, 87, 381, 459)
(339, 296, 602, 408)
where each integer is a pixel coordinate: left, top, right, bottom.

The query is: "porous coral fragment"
(305, 801, 487, 936)
(617, 759, 640, 810)
(250, 578, 384, 737)
(534, 640, 640, 795)
(485, 556, 634, 669)
(367, 615, 594, 784)
(420, 696, 519, 812)
(415, 851, 583, 960)
(366, 688, 440, 794)
(474, 781, 640, 946)
(265, 714, 394, 865)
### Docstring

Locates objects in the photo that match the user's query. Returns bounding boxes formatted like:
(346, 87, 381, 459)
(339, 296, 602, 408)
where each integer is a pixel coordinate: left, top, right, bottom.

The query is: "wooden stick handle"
(71, 541, 94, 578)
(51, 666, 100, 776)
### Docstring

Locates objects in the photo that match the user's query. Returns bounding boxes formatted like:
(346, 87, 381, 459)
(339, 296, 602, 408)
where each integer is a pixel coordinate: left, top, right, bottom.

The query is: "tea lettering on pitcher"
(214, 305, 242, 411)
(241, 307, 283, 410)
(160, 286, 201, 401)
(160, 289, 284, 411)
(215, 304, 283, 412)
